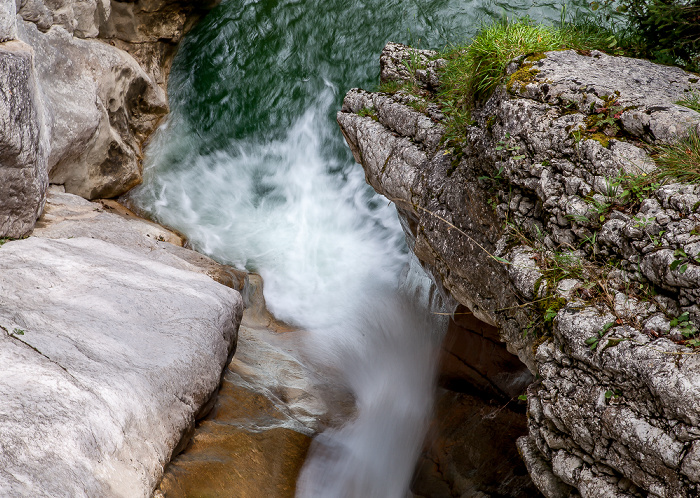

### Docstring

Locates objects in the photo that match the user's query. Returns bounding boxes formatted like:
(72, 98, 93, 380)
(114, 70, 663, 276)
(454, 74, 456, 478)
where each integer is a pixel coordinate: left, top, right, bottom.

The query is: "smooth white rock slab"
(0, 236, 242, 497)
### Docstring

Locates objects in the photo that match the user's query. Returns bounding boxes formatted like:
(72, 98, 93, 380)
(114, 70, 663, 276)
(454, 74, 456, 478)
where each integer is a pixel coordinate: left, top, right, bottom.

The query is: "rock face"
(0, 189, 244, 497)
(0, 39, 48, 237)
(339, 44, 700, 497)
(413, 389, 540, 498)
(0, 0, 218, 237)
(438, 305, 533, 399)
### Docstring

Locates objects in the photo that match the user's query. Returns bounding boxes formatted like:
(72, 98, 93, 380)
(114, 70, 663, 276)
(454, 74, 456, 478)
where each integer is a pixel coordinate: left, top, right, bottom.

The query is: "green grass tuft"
(434, 16, 624, 142)
(677, 90, 700, 114)
(654, 128, 700, 184)
(377, 80, 409, 94)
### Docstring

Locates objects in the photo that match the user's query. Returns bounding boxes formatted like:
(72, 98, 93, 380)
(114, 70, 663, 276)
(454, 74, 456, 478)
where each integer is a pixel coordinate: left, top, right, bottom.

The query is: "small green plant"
(649, 229, 666, 247)
(11, 328, 25, 336)
(406, 98, 429, 113)
(495, 136, 520, 153)
(671, 312, 699, 345)
(670, 248, 700, 274)
(632, 214, 655, 229)
(478, 166, 505, 184)
(401, 47, 427, 76)
(377, 80, 408, 94)
(654, 128, 700, 184)
(518, 394, 528, 401)
(677, 90, 700, 113)
(605, 388, 622, 400)
(585, 99, 625, 137)
(612, 170, 660, 206)
(585, 321, 615, 350)
(357, 106, 379, 121)
(494, 135, 527, 160)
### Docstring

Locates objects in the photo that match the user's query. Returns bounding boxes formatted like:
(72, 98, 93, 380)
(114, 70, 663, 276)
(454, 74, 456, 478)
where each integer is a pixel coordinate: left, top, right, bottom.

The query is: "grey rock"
(97, 0, 220, 88)
(0, 39, 49, 237)
(0, 0, 16, 41)
(18, 21, 167, 199)
(518, 436, 576, 498)
(0, 236, 242, 497)
(341, 42, 700, 498)
(379, 41, 442, 89)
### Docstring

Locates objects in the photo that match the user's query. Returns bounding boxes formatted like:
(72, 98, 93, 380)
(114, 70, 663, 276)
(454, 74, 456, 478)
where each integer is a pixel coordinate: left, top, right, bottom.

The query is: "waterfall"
(128, 0, 584, 495)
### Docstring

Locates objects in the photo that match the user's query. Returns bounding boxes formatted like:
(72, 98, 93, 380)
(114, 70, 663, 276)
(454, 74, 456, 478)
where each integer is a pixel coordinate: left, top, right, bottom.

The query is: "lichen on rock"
(339, 42, 700, 497)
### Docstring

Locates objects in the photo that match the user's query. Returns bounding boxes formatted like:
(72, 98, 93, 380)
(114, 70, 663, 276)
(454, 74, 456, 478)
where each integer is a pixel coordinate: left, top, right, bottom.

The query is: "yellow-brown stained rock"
(158, 423, 311, 498)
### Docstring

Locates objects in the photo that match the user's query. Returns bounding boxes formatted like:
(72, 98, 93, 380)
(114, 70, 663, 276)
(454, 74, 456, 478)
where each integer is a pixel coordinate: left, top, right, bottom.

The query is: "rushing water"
(130, 0, 587, 495)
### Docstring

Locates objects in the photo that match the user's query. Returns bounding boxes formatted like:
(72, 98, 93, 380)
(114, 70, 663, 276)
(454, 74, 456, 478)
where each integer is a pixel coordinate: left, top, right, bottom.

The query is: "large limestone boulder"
(0, 188, 244, 496)
(18, 21, 167, 199)
(0, 236, 242, 497)
(0, 39, 48, 238)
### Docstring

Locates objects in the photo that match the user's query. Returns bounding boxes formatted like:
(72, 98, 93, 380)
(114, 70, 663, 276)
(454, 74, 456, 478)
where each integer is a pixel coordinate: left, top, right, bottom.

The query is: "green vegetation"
(438, 17, 618, 102)
(433, 16, 624, 143)
(593, 0, 700, 72)
(377, 79, 408, 94)
(654, 128, 700, 183)
(677, 89, 700, 113)
(357, 106, 379, 121)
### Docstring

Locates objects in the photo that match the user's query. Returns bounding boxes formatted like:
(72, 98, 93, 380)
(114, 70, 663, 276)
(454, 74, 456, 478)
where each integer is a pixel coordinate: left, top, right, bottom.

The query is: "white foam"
(132, 87, 444, 498)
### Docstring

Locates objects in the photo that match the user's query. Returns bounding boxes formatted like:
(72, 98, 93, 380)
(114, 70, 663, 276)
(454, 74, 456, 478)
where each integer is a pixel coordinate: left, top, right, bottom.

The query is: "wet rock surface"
(413, 389, 540, 498)
(339, 44, 700, 497)
(155, 279, 354, 498)
(438, 305, 533, 399)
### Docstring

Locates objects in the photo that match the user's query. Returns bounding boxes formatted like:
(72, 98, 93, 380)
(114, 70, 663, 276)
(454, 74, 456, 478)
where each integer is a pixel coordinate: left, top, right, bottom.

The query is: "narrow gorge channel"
(128, 1, 580, 496)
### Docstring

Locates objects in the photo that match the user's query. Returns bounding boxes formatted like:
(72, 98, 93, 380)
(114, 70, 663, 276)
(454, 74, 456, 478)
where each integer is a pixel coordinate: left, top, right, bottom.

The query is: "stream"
(130, 0, 584, 496)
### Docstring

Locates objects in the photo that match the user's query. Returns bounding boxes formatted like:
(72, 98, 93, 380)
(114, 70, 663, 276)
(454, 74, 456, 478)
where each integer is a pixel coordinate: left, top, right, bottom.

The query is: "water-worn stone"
(340, 43, 700, 498)
(438, 306, 533, 399)
(0, 236, 242, 497)
(154, 281, 351, 497)
(18, 20, 167, 199)
(1, 0, 220, 206)
(97, 0, 220, 88)
(0, 39, 49, 237)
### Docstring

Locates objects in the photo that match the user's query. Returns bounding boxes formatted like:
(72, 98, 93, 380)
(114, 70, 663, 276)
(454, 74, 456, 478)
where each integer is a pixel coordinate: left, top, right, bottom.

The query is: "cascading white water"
(132, 85, 444, 497)
(129, 1, 584, 494)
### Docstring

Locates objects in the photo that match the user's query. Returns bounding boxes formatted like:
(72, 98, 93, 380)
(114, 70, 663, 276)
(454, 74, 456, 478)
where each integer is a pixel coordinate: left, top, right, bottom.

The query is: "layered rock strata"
(0, 0, 218, 237)
(339, 43, 700, 497)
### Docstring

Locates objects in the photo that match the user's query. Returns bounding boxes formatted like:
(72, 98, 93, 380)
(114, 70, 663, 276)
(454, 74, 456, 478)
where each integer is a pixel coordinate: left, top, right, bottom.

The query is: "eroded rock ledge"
(339, 43, 700, 497)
